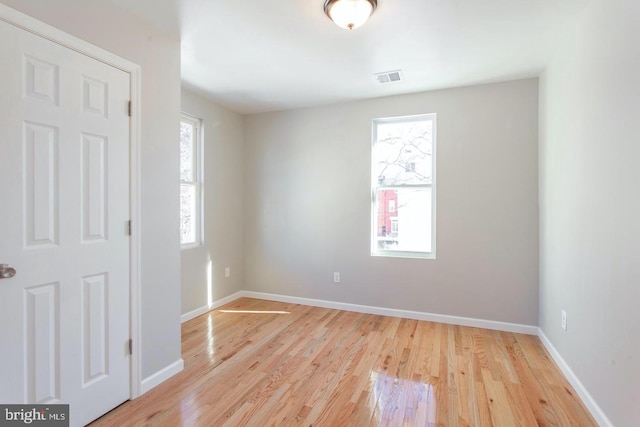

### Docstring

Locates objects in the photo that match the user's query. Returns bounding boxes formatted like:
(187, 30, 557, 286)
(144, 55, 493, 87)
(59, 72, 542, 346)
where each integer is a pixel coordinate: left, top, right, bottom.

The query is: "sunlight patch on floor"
(219, 309, 290, 314)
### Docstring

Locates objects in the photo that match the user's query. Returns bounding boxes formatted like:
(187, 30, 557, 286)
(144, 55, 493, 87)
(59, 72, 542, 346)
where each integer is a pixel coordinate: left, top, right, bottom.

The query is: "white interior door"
(0, 19, 131, 427)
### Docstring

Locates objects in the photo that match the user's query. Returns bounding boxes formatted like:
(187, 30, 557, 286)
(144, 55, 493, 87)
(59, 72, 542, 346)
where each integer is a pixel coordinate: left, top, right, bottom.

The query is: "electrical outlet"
(225, 267, 230, 278)
(333, 272, 340, 283)
(561, 310, 567, 331)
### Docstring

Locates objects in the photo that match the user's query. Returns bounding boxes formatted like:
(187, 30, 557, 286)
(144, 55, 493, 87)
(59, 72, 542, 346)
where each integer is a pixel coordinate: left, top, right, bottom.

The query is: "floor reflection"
(369, 370, 437, 425)
(206, 315, 214, 359)
(179, 393, 200, 426)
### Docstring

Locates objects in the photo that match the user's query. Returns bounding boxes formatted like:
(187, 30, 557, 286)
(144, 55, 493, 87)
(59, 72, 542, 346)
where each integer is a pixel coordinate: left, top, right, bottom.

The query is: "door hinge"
(128, 100, 132, 117)
(128, 339, 133, 355)
(127, 220, 132, 236)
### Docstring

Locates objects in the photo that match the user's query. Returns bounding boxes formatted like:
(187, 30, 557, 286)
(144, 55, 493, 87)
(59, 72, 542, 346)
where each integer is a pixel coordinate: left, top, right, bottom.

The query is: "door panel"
(0, 19, 131, 427)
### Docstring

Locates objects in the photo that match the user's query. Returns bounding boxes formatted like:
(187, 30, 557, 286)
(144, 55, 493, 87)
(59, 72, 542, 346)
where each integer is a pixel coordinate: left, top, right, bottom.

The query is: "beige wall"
(244, 79, 540, 326)
(1, 0, 183, 379)
(539, 0, 640, 424)
(180, 89, 245, 313)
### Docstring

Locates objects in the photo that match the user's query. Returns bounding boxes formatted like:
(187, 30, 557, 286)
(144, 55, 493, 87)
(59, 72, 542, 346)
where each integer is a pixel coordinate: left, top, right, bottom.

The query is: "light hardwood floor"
(92, 298, 596, 426)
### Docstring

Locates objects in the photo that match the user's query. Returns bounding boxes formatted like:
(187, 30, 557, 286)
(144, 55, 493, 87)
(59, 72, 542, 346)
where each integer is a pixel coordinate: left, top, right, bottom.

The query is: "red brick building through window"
(377, 189, 398, 238)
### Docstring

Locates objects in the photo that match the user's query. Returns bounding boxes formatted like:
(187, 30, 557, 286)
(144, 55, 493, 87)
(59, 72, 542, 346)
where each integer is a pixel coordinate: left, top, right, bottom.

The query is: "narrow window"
(179, 114, 202, 247)
(372, 114, 436, 258)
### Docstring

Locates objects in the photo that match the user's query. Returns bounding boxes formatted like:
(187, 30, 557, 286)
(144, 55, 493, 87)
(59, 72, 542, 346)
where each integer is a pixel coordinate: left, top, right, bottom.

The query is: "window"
(179, 114, 202, 247)
(372, 114, 436, 258)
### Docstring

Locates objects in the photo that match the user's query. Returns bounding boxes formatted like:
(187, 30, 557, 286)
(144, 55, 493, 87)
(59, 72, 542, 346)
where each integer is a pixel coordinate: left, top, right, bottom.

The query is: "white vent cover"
(374, 70, 403, 84)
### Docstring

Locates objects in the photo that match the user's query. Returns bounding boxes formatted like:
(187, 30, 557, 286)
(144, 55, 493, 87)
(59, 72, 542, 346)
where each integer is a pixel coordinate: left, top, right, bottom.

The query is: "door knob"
(0, 264, 16, 279)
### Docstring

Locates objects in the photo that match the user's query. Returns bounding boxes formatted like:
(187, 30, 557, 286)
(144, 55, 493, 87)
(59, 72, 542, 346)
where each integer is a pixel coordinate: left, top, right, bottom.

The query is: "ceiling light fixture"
(324, 0, 377, 30)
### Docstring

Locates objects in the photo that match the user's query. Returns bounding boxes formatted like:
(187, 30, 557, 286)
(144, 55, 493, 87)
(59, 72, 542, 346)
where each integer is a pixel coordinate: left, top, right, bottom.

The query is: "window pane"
(375, 188, 432, 253)
(180, 184, 196, 245)
(374, 119, 433, 186)
(180, 121, 194, 182)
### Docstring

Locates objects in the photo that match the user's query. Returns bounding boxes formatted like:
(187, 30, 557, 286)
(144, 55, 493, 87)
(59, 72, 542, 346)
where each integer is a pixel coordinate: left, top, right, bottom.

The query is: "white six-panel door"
(0, 19, 131, 427)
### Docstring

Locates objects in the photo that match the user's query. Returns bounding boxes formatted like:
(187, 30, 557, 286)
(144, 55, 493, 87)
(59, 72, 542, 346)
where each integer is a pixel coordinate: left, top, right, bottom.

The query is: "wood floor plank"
(91, 298, 597, 427)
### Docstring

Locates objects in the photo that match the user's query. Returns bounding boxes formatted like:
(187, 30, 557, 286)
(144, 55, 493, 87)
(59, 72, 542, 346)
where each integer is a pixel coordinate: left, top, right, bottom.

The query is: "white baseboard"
(538, 329, 613, 427)
(181, 291, 245, 323)
(242, 291, 538, 335)
(140, 359, 184, 395)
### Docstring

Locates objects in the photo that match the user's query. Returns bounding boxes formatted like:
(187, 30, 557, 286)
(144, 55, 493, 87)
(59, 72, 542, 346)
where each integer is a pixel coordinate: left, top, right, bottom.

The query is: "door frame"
(0, 4, 144, 399)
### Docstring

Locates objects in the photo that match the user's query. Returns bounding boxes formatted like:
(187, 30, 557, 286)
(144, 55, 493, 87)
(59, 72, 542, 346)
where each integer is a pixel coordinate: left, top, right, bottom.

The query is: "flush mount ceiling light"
(324, 0, 377, 30)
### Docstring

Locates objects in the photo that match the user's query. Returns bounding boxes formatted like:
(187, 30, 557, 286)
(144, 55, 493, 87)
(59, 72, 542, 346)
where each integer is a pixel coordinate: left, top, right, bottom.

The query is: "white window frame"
(371, 113, 436, 259)
(180, 113, 203, 249)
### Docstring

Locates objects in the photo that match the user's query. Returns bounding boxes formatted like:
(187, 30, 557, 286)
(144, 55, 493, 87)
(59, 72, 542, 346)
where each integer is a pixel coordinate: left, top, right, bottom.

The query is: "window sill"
(181, 242, 203, 251)
(371, 250, 436, 260)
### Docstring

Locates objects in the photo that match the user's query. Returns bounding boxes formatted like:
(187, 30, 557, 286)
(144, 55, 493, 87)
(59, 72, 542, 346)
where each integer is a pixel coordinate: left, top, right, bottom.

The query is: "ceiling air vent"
(374, 70, 403, 84)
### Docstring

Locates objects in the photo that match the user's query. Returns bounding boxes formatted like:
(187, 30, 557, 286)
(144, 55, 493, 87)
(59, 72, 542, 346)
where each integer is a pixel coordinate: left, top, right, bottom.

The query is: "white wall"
(244, 79, 539, 326)
(1, 0, 183, 379)
(181, 89, 245, 314)
(539, 0, 640, 425)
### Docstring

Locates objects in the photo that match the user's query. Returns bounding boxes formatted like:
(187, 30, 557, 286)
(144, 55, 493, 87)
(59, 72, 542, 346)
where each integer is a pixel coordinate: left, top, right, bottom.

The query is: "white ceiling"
(107, 0, 589, 114)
